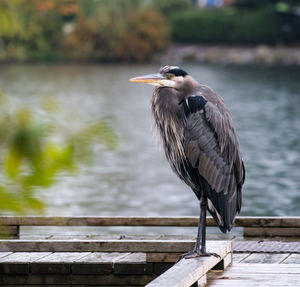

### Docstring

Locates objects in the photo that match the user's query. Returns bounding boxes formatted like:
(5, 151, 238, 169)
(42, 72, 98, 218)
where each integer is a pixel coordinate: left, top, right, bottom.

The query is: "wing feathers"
(183, 91, 245, 232)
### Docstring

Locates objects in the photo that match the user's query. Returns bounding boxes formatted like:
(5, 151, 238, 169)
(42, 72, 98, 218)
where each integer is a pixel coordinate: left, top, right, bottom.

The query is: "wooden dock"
(0, 216, 299, 286)
(0, 240, 231, 286)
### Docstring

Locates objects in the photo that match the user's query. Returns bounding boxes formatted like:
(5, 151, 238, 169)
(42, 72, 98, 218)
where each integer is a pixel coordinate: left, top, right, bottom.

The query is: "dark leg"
(177, 195, 220, 261)
(194, 195, 207, 253)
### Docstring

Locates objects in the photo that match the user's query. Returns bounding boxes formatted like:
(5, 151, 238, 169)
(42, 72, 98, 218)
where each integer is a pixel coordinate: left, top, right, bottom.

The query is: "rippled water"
(0, 63, 300, 219)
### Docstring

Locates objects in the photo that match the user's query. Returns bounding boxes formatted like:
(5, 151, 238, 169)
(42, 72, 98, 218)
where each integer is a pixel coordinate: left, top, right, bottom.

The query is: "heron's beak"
(129, 73, 165, 86)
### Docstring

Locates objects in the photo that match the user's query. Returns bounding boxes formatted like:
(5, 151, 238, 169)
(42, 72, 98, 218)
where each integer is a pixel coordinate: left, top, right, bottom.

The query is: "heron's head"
(130, 66, 191, 90)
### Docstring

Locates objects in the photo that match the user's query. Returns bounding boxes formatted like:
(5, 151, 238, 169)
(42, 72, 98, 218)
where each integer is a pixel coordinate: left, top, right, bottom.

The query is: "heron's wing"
(183, 91, 245, 232)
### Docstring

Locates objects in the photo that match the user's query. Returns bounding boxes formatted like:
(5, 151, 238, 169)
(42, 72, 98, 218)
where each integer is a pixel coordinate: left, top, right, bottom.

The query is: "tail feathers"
(207, 198, 228, 233)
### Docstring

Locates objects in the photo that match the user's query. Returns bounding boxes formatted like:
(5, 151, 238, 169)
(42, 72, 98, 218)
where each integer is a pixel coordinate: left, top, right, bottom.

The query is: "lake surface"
(0, 63, 300, 221)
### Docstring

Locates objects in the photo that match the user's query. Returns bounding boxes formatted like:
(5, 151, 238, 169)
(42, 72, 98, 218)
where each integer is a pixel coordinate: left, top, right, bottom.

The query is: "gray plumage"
(151, 67, 245, 232)
(130, 65, 245, 258)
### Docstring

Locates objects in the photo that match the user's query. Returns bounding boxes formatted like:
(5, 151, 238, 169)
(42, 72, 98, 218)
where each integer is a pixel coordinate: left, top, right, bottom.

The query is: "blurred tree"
(0, 91, 116, 214)
(233, 0, 300, 43)
(62, 0, 170, 61)
(233, 0, 300, 9)
(150, 0, 193, 17)
(0, 0, 170, 61)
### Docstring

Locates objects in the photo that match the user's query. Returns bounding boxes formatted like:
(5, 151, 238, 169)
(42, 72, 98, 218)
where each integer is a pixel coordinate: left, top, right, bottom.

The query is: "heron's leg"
(195, 195, 207, 253)
(177, 195, 220, 261)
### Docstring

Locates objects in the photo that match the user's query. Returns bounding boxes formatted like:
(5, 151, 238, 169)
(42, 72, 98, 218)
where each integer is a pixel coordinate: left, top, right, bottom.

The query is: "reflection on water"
(0, 64, 300, 219)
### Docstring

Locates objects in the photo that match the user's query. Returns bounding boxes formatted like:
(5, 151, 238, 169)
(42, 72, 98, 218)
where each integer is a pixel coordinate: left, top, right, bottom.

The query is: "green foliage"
(231, 8, 280, 44)
(0, 94, 116, 214)
(0, 0, 170, 62)
(151, 0, 193, 18)
(234, 0, 300, 9)
(171, 9, 235, 43)
(171, 7, 284, 44)
(62, 2, 169, 62)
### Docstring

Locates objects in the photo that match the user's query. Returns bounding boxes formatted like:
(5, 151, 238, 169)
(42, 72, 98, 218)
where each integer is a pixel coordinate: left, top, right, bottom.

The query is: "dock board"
(0, 216, 300, 286)
(146, 241, 232, 287)
(0, 241, 231, 286)
(208, 263, 300, 286)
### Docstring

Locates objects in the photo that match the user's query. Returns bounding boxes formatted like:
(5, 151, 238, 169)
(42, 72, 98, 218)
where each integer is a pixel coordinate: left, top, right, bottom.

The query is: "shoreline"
(161, 44, 300, 66)
(1, 45, 300, 66)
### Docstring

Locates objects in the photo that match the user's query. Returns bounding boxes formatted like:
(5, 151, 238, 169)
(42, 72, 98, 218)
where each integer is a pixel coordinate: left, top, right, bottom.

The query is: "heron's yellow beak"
(129, 73, 165, 85)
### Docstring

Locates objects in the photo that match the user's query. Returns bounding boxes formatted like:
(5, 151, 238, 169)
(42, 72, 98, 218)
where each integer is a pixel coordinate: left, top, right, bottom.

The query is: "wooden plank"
(197, 274, 207, 287)
(147, 252, 182, 263)
(72, 252, 129, 275)
(3, 286, 136, 287)
(0, 216, 200, 227)
(34, 252, 90, 262)
(146, 241, 231, 287)
(4, 286, 136, 287)
(0, 252, 51, 274)
(0, 239, 195, 252)
(0, 216, 299, 228)
(208, 263, 300, 286)
(281, 253, 300, 264)
(31, 252, 90, 274)
(0, 252, 52, 262)
(244, 227, 300, 237)
(232, 253, 250, 263)
(241, 253, 290, 264)
(0, 274, 155, 285)
(0, 252, 12, 259)
(0, 226, 19, 238)
(212, 252, 232, 270)
(235, 217, 300, 228)
(153, 263, 174, 275)
(114, 253, 153, 275)
(209, 263, 300, 273)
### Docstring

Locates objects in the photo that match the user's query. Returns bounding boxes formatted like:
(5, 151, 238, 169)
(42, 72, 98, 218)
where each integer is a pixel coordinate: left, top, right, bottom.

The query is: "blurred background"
(0, 0, 300, 233)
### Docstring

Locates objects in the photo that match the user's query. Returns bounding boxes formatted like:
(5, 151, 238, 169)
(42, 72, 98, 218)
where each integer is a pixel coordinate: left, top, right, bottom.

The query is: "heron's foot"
(177, 250, 221, 262)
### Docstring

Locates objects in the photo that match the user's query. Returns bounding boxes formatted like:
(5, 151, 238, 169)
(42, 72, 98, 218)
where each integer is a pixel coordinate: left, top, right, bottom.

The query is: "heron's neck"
(151, 87, 186, 166)
(179, 75, 198, 99)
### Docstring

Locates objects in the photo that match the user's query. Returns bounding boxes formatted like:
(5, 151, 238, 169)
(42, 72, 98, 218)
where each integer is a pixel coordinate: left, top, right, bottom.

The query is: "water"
(0, 63, 300, 221)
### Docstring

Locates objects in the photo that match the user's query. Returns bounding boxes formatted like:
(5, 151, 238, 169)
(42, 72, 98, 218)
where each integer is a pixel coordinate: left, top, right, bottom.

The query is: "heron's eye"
(168, 74, 174, 80)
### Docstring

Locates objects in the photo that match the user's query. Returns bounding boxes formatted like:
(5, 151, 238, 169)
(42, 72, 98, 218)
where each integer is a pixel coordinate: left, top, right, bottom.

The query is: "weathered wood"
(72, 252, 129, 275)
(212, 252, 232, 270)
(0, 216, 299, 228)
(0, 239, 195, 252)
(0, 252, 51, 274)
(241, 253, 290, 264)
(0, 274, 155, 285)
(0, 252, 52, 262)
(0, 252, 12, 259)
(197, 274, 207, 287)
(153, 263, 174, 275)
(208, 263, 300, 286)
(281, 253, 300, 264)
(232, 253, 251, 263)
(0, 216, 201, 226)
(147, 252, 182, 262)
(30, 252, 91, 274)
(146, 241, 231, 287)
(0, 226, 19, 238)
(35, 252, 90, 262)
(114, 253, 153, 275)
(244, 227, 300, 237)
(209, 263, 300, 273)
(233, 240, 300, 253)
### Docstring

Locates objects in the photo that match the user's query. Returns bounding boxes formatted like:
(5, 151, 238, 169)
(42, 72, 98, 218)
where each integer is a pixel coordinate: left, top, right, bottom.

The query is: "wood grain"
(0, 216, 299, 227)
(244, 227, 300, 237)
(208, 263, 300, 286)
(0, 239, 195, 252)
(145, 241, 231, 287)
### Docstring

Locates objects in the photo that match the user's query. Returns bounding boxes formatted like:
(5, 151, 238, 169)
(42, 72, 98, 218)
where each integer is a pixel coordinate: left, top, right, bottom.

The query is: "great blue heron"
(130, 66, 245, 259)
